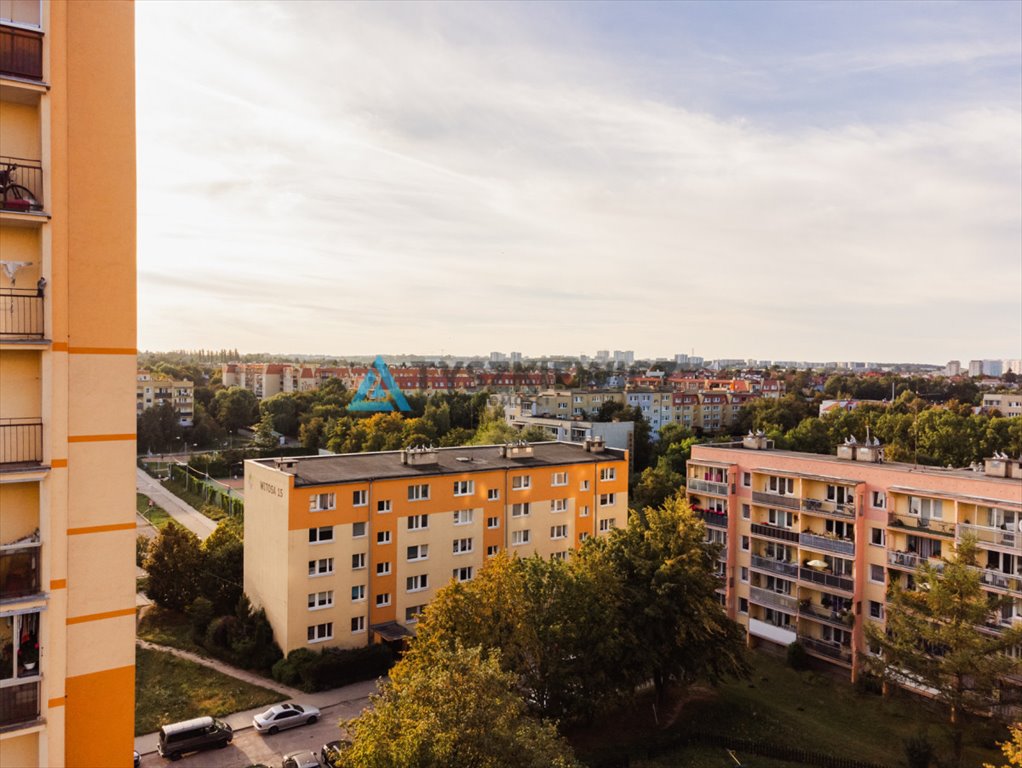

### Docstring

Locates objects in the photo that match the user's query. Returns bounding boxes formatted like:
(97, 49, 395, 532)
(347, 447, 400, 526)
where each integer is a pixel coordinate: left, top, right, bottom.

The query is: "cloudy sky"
(136, 1, 1021, 362)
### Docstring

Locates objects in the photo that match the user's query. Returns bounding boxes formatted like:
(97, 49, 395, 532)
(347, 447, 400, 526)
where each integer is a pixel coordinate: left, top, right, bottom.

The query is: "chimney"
(742, 431, 771, 450)
(584, 436, 606, 453)
(401, 446, 438, 466)
(274, 457, 298, 473)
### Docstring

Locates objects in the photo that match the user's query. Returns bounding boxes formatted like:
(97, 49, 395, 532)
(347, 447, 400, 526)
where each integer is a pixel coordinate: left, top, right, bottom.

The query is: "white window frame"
(351, 553, 366, 570)
(487, 544, 499, 556)
(307, 622, 333, 643)
(511, 529, 531, 546)
(375, 593, 391, 607)
(511, 502, 531, 518)
(309, 526, 334, 544)
(407, 544, 429, 561)
(551, 498, 568, 513)
(487, 516, 500, 529)
(580, 480, 590, 491)
(599, 493, 616, 507)
(351, 584, 366, 601)
(453, 480, 475, 496)
(599, 518, 614, 532)
(352, 522, 367, 538)
(550, 525, 568, 540)
(310, 493, 336, 512)
(377, 499, 392, 513)
(453, 537, 474, 555)
(487, 488, 500, 501)
(351, 616, 366, 633)
(600, 467, 616, 481)
(408, 483, 430, 501)
(453, 566, 473, 582)
(309, 558, 334, 577)
(353, 489, 368, 507)
(307, 590, 334, 610)
(407, 514, 429, 531)
(453, 509, 474, 526)
(512, 475, 531, 490)
(579, 505, 590, 517)
(376, 561, 391, 576)
(406, 574, 429, 593)
(377, 530, 391, 545)
(551, 472, 568, 487)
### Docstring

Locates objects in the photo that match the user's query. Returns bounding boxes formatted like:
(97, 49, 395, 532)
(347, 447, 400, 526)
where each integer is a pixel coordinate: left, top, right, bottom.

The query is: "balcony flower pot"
(18, 640, 39, 670)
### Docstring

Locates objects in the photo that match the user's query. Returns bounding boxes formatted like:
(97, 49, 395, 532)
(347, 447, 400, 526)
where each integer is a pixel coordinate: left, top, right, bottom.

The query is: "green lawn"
(137, 605, 205, 656)
(136, 493, 173, 529)
(135, 646, 284, 735)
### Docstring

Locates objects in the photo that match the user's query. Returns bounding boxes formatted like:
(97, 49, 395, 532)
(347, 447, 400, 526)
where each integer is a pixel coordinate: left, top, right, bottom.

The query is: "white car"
(282, 751, 322, 768)
(252, 703, 321, 734)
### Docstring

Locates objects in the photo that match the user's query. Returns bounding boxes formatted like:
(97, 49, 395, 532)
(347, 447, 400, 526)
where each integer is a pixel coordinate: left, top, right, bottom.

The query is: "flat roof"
(251, 442, 626, 487)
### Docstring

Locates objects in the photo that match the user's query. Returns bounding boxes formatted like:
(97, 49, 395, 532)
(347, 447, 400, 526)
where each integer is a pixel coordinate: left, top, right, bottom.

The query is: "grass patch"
(137, 606, 204, 656)
(136, 493, 173, 529)
(135, 646, 284, 735)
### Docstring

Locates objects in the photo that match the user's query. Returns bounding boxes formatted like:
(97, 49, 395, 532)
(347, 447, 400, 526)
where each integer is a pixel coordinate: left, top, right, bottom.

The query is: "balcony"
(0, 542, 40, 601)
(750, 554, 798, 578)
(886, 550, 946, 574)
(752, 490, 800, 510)
(0, 26, 43, 81)
(887, 512, 956, 538)
(802, 637, 852, 664)
(799, 602, 853, 629)
(0, 157, 44, 212)
(974, 566, 1022, 594)
(749, 586, 798, 613)
(0, 680, 40, 728)
(688, 478, 728, 496)
(798, 566, 853, 594)
(799, 531, 855, 557)
(0, 418, 42, 467)
(0, 289, 43, 339)
(958, 523, 1021, 552)
(693, 508, 728, 528)
(748, 617, 797, 646)
(800, 497, 855, 520)
(750, 522, 799, 543)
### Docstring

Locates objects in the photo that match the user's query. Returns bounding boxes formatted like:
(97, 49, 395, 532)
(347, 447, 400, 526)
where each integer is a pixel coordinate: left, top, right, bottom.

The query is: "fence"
(169, 463, 244, 517)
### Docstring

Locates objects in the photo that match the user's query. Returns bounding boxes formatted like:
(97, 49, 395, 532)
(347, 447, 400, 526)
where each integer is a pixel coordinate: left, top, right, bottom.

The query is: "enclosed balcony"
(0, 541, 40, 602)
(0, 289, 43, 339)
(0, 25, 43, 82)
(0, 157, 43, 213)
(0, 418, 42, 468)
(0, 611, 42, 728)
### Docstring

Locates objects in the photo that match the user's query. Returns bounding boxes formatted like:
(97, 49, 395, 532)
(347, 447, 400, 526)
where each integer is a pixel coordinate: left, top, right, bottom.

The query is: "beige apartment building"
(244, 441, 629, 654)
(981, 393, 1022, 419)
(686, 436, 1022, 681)
(1, 2, 137, 766)
(136, 370, 194, 425)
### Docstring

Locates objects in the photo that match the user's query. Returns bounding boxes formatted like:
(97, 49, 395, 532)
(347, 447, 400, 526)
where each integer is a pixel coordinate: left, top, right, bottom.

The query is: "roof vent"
(742, 430, 771, 450)
(499, 441, 534, 459)
(274, 457, 298, 473)
(584, 436, 605, 453)
(400, 446, 439, 466)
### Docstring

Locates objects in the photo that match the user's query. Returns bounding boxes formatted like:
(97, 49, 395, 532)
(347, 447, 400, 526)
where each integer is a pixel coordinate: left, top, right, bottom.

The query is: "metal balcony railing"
(0, 418, 42, 466)
(802, 637, 852, 663)
(749, 586, 798, 613)
(887, 512, 956, 537)
(800, 497, 856, 520)
(693, 508, 728, 528)
(800, 531, 855, 557)
(0, 545, 41, 600)
(750, 555, 798, 577)
(750, 522, 799, 543)
(973, 566, 1022, 594)
(0, 289, 44, 339)
(0, 680, 40, 727)
(0, 156, 44, 212)
(799, 602, 852, 629)
(958, 523, 1021, 551)
(0, 25, 43, 81)
(753, 490, 800, 510)
(687, 478, 728, 496)
(798, 566, 854, 594)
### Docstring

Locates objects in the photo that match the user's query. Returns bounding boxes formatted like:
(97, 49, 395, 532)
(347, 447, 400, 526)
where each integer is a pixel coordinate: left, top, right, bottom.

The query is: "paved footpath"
(136, 467, 217, 540)
(135, 640, 379, 765)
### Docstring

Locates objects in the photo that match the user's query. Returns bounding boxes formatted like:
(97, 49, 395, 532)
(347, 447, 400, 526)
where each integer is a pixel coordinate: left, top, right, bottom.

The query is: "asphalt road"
(136, 467, 217, 540)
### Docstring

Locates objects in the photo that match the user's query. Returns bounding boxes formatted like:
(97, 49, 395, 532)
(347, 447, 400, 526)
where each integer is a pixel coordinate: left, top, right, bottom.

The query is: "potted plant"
(18, 639, 39, 672)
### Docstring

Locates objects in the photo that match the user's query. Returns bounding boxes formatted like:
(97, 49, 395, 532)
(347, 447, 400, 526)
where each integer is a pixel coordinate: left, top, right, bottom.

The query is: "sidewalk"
(136, 467, 217, 540)
(134, 640, 379, 755)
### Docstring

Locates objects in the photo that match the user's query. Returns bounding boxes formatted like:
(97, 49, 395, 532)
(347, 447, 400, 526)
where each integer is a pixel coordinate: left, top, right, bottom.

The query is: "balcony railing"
(0, 25, 43, 81)
(750, 554, 798, 577)
(750, 522, 799, 543)
(802, 637, 852, 663)
(800, 531, 855, 557)
(800, 497, 856, 520)
(887, 512, 956, 538)
(973, 566, 1022, 594)
(0, 157, 44, 212)
(798, 566, 854, 594)
(749, 586, 798, 613)
(0, 680, 40, 728)
(0, 418, 42, 466)
(0, 289, 44, 339)
(958, 523, 1021, 551)
(886, 550, 946, 574)
(799, 602, 853, 629)
(753, 490, 800, 510)
(0, 544, 41, 600)
(693, 508, 728, 528)
(688, 478, 728, 496)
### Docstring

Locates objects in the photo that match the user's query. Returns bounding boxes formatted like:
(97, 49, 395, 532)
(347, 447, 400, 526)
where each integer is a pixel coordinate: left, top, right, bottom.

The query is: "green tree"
(211, 386, 260, 434)
(343, 642, 581, 768)
(261, 391, 312, 437)
(252, 412, 278, 450)
(137, 402, 183, 454)
(864, 537, 1022, 763)
(200, 520, 244, 614)
(186, 402, 227, 449)
(143, 524, 203, 611)
(630, 457, 683, 513)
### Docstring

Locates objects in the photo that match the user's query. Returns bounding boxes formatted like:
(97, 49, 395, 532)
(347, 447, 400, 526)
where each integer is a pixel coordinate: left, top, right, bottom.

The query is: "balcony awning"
(371, 622, 414, 642)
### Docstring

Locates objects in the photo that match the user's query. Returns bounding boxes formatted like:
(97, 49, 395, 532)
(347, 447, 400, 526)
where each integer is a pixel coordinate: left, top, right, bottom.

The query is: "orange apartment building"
(686, 436, 1022, 681)
(1, 2, 137, 766)
(244, 441, 628, 654)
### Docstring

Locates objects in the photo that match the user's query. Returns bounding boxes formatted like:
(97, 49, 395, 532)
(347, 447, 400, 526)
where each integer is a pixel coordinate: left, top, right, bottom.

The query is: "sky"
(135, 1, 1022, 363)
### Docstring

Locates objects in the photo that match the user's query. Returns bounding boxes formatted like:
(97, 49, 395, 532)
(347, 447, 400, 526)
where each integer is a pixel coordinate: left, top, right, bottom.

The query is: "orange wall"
(64, 665, 134, 768)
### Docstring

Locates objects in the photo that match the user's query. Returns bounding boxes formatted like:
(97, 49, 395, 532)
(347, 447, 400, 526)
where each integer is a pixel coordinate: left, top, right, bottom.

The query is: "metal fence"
(0, 289, 44, 338)
(0, 418, 42, 465)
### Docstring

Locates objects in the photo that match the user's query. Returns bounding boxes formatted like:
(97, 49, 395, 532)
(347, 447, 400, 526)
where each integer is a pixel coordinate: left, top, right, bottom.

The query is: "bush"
(272, 644, 395, 692)
(903, 732, 935, 768)
(786, 641, 809, 671)
(853, 671, 883, 696)
(136, 534, 150, 568)
(188, 597, 215, 642)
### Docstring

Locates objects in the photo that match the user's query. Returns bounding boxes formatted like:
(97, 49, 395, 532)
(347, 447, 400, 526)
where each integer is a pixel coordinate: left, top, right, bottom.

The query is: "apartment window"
(453, 538, 473, 554)
(511, 503, 531, 518)
(742, 472, 751, 487)
(376, 530, 391, 545)
(742, 504, 750, 520)
(551, 551, 569, 562)
(351, 616, 366, 633)
(352, 522, 367, 538)
(408, 483, 430, 501)
(487, 488, 500, 501)
(407, 574, 429, 592)
(599, 493, 616, 507)
(486, 516, 500, 529)
(308, 526, 334, 544)
(869, 600, 884, 620)
(405, 605, 425, 623)
(550, 525, 568, 540)
(871, 491, 886, 509)
(351, 585, 366, 601)
(768, 509, 794, 529)
(869, 564, 885, 584)
(309, 558, 334, 577)
(909, 496, 943, 519)
(579, 505, 590, 517)
(552, 472, 568, 487)
(826, 485, 852, 504)
(407, 544, 429, 561)
(454, 480, 475, 496)
(353, 490, 368, 507)
(768, 476, 794, 495)
(309, 493, 336, 512)
(512, 475, 531, 490)
(741, 536, 750, 551)
(599, 518, 614, 532)
(307, 591, 334, 609)
(377, 499, 392, 513)
(740, 567, 749, 583)
(600, 467, 616, 482)
(407, 514, 429, 531)
(551, 498, 568, 513)
(352, 553, 366, 570)
(376, 561, 391, 576)
(580, 480, 590, 491)
(511, 530, 531, 546)
(453, 509, 473, 526)
(870, 528, 885, 547)
(739, 597, 748, 614)
(453, 566, 473, 582)
(376, 593, 391, 607)
(579, 532, 590, 542)
(487, 545, 499, 557)
(307, 623, 333, 643)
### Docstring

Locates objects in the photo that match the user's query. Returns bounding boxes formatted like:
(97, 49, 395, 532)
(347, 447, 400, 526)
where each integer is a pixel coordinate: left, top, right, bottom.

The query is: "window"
(741, 536, 750, 551)
(599, 493, 616, 507)
(742, 472, 751, 487)
(376, 561, 391, 576)
(376, 593, 391, 607)
(453, 537, 473, 554)
(310, 493, 336, 511)
(453, 509, 473, 526)
(742, 504, 750, 520)
(511, 503, 531, 517)
(871, 491, 886, 509)
(551, 551, 569, 561)
(512, 475, 531, 490)
(740, 567, 749, 582)
(308, 526, 334, 544)
(309, 558, 334, 576)
(869, 600, 884, 620)
(739, 597, 748, 614)
(408, 483, 430, 501)
(351, 553, 366, 570)
(353, 490, 368, 507)
(580, 480, 590, 491)
(405, 605, 425, 623)
(599, 518, 614, 532)
(352, 522, 367, 538)
(551, 498, 568, 513)
(351, 585, 366, 601)
(600, 467, 616, 481)
(454, 480, 474, 496)
(487, 516, 499, 529)
(511, 530, 531, 546)
(869, 564, 885, 583)
(406, 574, 429, 592)
(487, 488, 500, 501)
(768, 509, 794, 529)
(487, 545, 499, 557)
(351, 616, 366, 633)
(870, 528, 885, 547)
(307, 622, 333, 643)
(826, 485, 852, 504)
(768, 476, 794, 495)
(377, 499, 392, 513)
(579, 531, 590, 542)
(308, 591, 333, 609)
(552, 472, 568, 487)
(377, 531, 391, 545)
(909, 496, 943, 520)
(407, 544, 429, 561)
(407, 514, 429, 531)
(550, 525, 568, 539)
(453, 566, 473, 582)
(579, 505, 590, 517)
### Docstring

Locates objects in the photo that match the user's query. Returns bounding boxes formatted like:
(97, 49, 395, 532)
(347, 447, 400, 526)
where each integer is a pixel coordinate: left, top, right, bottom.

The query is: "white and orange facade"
(1, 2, 137, 766)
(136, 370, 194, 426)
(687, 437, 1022, 681)
(244, 441, 628, 654)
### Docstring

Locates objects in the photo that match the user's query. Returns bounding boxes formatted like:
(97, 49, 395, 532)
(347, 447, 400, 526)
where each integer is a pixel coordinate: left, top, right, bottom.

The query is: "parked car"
(253, 702, 321, 734)
(133, 752, 141, 768)
(282, 750, 322, 768)
(156, 716, 232, 761)
(320, 739, 351, 767)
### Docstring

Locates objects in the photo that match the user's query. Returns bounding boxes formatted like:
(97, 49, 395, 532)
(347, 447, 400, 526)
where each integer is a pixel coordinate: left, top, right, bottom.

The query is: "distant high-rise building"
(613, 350, 634, 366)
(509, 351, 522, 364)
(1006, 359, 1022, 375)
(968, 360, 984, 377)
(489, 351, 507, 363)
(945, 360, 961, 376)
(983, 360, 1004, 377)
(595, 350, 610, 363)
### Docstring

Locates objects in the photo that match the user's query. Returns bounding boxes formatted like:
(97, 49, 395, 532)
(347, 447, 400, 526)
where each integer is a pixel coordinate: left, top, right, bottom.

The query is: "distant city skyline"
(137, 1, 1021, 360)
